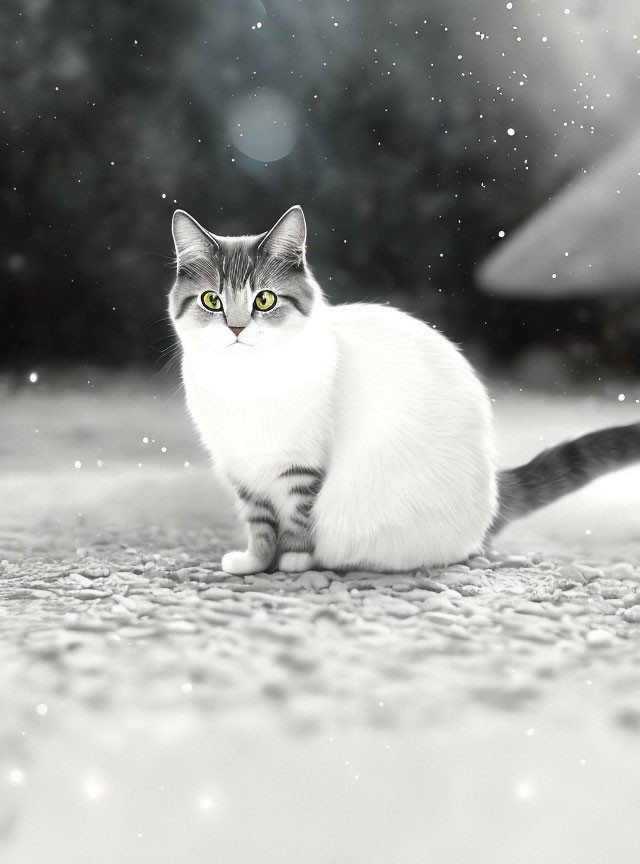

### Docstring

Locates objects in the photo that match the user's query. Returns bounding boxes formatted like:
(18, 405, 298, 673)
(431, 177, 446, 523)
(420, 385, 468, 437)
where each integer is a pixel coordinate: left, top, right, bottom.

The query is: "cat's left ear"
(258, 205, 306, 264)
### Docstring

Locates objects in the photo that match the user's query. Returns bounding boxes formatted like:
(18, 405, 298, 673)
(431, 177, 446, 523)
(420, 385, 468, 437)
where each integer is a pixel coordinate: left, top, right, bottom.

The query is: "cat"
(169, 205, 640, 575)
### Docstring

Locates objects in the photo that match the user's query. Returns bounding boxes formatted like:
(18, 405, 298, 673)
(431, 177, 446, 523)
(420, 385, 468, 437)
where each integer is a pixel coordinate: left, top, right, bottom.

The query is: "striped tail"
(490, 422, 640, 534)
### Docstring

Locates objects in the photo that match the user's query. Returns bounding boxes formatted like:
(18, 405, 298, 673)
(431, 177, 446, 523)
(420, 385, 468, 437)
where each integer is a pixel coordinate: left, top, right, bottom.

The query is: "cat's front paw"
(221, 550, 269, 576)
(278, 551, 314, 573)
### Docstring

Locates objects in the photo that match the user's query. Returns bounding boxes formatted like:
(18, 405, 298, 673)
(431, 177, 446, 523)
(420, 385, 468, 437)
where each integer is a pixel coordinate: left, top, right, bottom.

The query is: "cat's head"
(169, 206, 320, 354)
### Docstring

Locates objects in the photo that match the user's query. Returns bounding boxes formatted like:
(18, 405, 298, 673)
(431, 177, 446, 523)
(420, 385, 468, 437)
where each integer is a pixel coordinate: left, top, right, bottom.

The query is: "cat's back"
(326, 302, 487, 415)
(329, 301, 465, 362)
(313, 301, 497, 569)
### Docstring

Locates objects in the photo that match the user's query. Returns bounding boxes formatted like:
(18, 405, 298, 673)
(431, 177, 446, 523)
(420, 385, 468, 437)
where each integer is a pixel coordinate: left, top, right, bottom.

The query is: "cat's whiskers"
(159, 379, 186, 406)
(149, 328, 183, 379)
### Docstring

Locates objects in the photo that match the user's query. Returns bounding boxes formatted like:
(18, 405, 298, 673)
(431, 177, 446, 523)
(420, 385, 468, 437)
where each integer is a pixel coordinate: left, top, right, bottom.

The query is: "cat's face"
(169, 206, 319, 355)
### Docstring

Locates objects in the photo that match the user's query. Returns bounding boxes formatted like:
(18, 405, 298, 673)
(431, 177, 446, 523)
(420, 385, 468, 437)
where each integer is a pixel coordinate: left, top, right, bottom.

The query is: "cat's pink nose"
(229, 326, 245, 337)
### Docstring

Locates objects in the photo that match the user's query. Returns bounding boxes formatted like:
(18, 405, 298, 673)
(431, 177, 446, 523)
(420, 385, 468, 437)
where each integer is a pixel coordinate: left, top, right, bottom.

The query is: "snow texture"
(1, 374, 640, 863)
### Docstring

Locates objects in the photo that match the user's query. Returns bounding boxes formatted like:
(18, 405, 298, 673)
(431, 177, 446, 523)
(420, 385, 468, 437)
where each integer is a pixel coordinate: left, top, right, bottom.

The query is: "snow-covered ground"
(1, 372, 640, 863)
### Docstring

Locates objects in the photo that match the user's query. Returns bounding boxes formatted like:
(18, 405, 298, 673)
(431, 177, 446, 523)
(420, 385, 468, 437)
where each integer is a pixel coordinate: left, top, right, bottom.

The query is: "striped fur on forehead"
(176, 244, 220, 285)
(217, 236, 263, 293)
(215, 234, 304, 286)
(215, 234, 315, 315)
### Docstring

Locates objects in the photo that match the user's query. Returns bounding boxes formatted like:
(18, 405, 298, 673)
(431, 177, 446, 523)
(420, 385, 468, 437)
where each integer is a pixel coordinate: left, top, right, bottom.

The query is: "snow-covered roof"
(477, 127, 640, 297)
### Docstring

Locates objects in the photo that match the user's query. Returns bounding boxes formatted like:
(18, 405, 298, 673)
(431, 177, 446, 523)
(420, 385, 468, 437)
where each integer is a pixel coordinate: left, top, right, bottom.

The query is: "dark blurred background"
(2, 0, 640, 381)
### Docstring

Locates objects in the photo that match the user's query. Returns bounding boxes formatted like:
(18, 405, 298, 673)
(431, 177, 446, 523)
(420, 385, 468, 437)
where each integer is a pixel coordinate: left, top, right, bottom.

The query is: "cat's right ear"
(172, 210, 218, 267)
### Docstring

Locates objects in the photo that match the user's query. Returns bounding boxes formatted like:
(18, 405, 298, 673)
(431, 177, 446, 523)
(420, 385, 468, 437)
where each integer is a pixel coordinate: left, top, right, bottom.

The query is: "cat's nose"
(229, 326, 245, 337)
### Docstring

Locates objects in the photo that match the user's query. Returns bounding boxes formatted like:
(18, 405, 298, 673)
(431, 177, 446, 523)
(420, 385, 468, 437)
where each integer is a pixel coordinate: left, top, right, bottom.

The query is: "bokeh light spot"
(227, 88, 299, 163)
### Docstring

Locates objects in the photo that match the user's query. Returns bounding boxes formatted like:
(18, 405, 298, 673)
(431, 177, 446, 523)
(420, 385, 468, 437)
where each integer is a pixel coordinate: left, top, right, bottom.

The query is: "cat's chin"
(226, 339, 289, 353)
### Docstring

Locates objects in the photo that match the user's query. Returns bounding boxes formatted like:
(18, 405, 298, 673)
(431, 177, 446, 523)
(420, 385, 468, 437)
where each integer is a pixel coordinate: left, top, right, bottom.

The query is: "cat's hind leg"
(222, 485, 278, 575)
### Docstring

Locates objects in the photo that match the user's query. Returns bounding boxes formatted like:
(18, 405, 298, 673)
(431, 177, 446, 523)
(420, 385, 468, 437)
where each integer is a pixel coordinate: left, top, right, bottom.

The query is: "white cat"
(170, 206, 640, 575)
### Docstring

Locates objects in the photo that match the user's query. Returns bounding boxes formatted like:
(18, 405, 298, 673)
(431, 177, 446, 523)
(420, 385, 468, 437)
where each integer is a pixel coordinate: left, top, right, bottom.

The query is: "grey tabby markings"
(173, 231, 315, 321)
(173, 294, 197, 320)
(492, 422, 640, 533)
(232, 481, 278, 565)
(279, 465, 324, 539)
(288, 479, 323, 497)
(230, 465, 326, 565)
(172, 240, 220, 320)
(279, 468, 325, 555)
(278, 465, 324, 480)
(214, 239, 254, 297)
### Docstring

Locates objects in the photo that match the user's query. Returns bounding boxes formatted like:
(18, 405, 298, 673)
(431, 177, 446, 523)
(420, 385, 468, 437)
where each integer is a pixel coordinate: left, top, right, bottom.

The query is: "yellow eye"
(254, 290, 277, 311)
(201, 291, 222, 311)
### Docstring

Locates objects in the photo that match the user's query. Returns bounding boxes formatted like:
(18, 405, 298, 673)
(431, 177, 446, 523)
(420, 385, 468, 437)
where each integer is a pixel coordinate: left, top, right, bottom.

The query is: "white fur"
(179, 299, 497, 571)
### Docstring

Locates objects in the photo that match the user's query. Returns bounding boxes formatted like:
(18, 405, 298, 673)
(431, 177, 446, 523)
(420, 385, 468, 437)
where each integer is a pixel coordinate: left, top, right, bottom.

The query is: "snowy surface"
(2, 373, 640, 863)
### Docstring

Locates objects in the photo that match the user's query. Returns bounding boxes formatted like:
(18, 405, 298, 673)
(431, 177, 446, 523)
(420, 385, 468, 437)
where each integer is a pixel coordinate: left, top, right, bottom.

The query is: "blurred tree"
(1, 0, 636, 376)
(0, 0, 204, 364)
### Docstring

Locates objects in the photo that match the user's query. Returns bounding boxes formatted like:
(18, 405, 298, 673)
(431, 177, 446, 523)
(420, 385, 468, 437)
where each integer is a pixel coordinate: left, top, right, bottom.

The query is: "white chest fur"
(181, 312, 337, 489)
